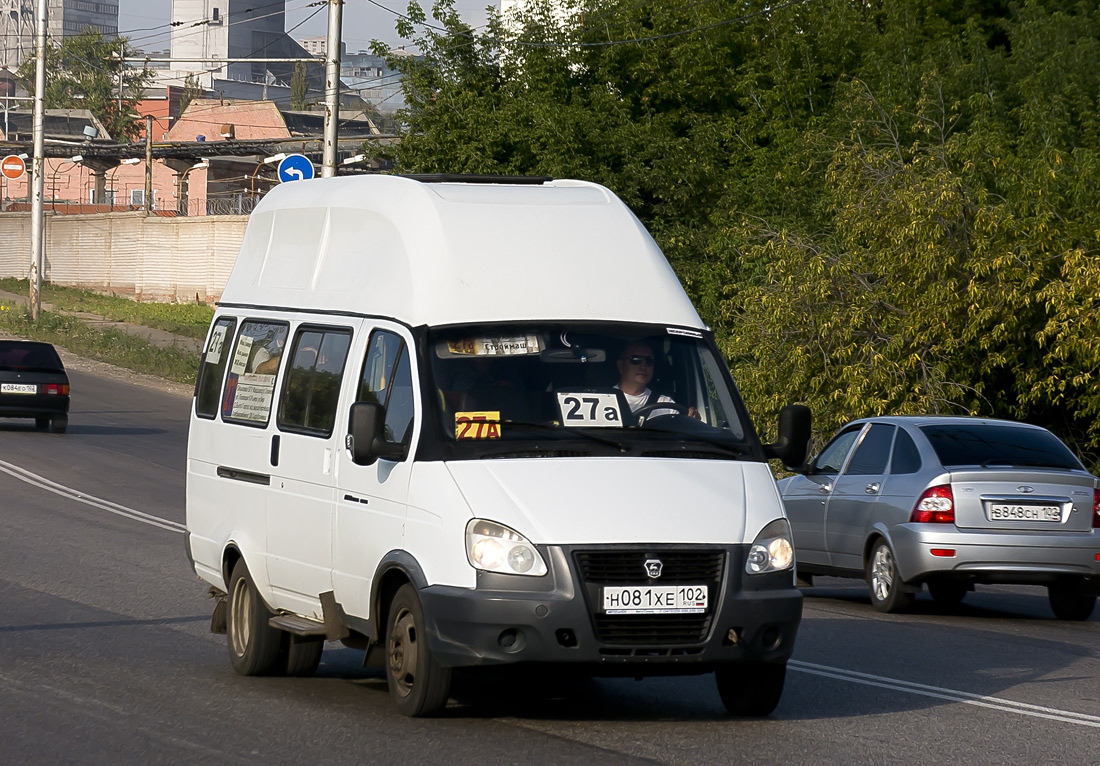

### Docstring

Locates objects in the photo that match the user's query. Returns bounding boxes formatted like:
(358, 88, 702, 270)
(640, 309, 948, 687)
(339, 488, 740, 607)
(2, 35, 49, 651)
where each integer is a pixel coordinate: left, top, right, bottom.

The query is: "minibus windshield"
(425, 323, 757, 459)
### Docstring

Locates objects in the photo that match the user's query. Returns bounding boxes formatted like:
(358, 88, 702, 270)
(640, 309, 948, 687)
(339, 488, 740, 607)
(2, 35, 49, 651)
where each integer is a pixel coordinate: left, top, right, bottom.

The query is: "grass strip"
(0, 306, 199, 385)
(0, 278, 214, 339)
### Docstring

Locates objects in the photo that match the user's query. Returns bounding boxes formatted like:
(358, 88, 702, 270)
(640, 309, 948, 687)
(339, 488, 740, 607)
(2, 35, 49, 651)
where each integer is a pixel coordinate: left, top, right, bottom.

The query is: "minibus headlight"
(466, 519, 548, 577)
(746, 518, 795, 574)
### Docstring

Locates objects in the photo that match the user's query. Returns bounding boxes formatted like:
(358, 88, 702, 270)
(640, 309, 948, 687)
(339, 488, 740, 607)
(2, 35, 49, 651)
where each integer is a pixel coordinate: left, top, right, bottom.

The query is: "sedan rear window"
(919, 424, 1082, 470)
(0, 341, 64, 372)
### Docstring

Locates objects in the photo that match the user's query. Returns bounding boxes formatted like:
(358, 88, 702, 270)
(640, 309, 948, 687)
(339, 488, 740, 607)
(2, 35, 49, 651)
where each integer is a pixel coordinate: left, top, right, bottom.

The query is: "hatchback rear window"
(0, 342, 64, 372)
(919, 424, 1082, 470)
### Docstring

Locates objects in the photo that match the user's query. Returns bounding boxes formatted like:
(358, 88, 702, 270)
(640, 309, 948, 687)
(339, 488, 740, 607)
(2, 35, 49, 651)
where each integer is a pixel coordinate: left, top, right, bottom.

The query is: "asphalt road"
(1, 367, 1097, 764)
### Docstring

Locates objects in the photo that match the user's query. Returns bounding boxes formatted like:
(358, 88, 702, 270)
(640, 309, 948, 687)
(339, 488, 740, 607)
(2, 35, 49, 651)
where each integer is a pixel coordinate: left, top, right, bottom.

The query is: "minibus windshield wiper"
(639, 429, 752, 458)
(499, 419, 631, 452)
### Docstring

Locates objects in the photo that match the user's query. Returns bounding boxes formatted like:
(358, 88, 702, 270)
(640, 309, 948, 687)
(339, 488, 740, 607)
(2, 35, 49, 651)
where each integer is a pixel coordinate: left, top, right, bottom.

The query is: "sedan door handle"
(865, 482, 880, 494)
(818, 483, 832, 494)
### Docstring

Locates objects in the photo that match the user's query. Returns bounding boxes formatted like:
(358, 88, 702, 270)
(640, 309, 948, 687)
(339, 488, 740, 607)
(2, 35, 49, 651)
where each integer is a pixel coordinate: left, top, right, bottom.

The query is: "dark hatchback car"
(779, 417, 1099, 620)
(0, 340, 70, 433)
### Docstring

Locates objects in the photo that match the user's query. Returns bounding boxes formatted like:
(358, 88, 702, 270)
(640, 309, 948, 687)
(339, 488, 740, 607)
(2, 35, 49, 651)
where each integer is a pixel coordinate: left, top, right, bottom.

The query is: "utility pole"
(144, 115, 153, 214)
(29, 0, 47, 320)
(322, 0, 343, 178)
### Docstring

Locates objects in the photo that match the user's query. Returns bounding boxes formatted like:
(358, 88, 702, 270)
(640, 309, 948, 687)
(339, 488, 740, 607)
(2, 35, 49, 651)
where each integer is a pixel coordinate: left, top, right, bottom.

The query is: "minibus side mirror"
(347, 402, 407, 465)
(763, 404, 811, 471)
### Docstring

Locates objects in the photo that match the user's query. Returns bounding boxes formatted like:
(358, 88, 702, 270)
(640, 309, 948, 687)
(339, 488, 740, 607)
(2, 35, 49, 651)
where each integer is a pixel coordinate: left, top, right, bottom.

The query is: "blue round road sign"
(277, 153, 315, 183)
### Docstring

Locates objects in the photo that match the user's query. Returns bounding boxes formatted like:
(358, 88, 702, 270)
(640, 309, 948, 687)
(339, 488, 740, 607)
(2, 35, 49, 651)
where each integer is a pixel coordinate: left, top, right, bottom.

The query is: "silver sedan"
(778, 416, 1100, 619)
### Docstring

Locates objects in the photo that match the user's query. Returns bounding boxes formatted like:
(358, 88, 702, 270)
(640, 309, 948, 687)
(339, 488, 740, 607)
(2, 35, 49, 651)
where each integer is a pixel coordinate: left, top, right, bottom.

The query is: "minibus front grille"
(573, 549, 726, 646)
(574, 550, 726, 584)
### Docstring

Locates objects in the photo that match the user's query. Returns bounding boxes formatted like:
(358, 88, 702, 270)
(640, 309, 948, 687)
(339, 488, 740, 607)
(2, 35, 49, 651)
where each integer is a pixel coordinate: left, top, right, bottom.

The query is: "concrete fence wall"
(0, 212, 248, 303)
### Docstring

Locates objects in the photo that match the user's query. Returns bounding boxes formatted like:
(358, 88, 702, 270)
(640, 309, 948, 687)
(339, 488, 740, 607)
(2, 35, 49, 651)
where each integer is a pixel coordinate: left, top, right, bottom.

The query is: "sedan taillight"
(911, 485, 955, 524)
(43, 383, 69, 395)
(1093, 489, 1100, 529)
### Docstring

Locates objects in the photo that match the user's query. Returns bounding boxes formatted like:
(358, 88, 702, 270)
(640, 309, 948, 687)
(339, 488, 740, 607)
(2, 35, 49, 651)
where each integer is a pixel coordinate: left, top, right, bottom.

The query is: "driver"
(614, 341, 697, 419)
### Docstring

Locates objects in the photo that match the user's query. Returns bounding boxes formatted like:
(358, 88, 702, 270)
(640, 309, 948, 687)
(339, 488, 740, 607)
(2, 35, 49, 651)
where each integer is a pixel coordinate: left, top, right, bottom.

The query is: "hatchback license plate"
(987, 504, 1061, 522)
(602, 585, 708, 614)
(0, 383, 36, 394)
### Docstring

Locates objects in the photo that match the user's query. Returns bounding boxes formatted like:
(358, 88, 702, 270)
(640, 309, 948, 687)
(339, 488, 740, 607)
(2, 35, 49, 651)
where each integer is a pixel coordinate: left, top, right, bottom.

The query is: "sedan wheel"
(927, 579, 969, 606)
(867, 540, 914, 614)
(1048, 580, 1097, 621)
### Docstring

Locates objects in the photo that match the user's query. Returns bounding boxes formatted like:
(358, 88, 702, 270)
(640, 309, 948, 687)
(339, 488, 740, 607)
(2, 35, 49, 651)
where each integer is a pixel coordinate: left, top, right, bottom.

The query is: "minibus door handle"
(270, 434, 280, 467)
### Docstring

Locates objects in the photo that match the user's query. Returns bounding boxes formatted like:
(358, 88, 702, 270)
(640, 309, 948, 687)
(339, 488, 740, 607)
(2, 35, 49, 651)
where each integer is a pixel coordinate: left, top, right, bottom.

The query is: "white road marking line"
(0, 458, 185, 534)
(790, 660, 1100, 728)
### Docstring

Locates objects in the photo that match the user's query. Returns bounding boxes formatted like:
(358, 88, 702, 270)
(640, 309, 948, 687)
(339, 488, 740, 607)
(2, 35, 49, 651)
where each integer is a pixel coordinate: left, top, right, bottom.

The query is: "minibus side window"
(195, 317, 236, 418)
(358, 330, 415, 446)
(278, 326, 352, 436)
(221, 320, 289, 426)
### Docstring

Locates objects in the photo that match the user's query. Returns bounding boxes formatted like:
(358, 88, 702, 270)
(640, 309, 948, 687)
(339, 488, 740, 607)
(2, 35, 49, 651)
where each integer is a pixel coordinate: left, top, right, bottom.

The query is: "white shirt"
(615, 385, 676, 417)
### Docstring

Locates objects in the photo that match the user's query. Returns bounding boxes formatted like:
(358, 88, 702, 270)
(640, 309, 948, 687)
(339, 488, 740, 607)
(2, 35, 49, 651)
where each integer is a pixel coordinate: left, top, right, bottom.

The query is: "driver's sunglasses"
(626, 355, 654, 366)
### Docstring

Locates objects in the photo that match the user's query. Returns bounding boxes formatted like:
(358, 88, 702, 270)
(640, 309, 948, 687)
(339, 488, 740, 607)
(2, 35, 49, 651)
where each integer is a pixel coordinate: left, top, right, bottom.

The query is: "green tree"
(290, 61, 309, 110)
(380, 0, 1100, 467)
(17, 29, 154, 141)
(179, 72, 203, 115)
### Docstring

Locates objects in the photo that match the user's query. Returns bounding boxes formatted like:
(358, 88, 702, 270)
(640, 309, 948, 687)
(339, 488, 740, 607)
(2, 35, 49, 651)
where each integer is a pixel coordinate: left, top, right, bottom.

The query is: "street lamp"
(177, 159, 210, 216)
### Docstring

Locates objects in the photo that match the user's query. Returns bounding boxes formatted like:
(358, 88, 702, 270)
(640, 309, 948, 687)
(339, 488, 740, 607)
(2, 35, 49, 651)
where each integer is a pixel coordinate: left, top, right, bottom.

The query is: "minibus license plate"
(987, 504, 1061, 522)
(1, 383, 36, 394)
(602, 585, 707, 614)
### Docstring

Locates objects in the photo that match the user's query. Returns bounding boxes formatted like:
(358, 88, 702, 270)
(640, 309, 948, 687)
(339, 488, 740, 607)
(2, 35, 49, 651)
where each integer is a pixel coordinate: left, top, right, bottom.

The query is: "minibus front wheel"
(385, 584, 452, 716)
(715, 661, 786, 717)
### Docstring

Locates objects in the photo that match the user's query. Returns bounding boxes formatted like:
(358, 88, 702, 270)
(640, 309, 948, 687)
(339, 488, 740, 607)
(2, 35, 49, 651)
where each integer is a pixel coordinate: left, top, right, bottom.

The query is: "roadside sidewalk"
(0, 288, 204, 355)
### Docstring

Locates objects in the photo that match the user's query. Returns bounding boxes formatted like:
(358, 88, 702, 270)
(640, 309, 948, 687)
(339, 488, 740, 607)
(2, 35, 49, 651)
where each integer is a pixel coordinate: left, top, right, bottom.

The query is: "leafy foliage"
(179, 73, 204, 115)
(379, 0, 1100, 468)
(17, 29, 154, 141)
(290, 62, 310, 111)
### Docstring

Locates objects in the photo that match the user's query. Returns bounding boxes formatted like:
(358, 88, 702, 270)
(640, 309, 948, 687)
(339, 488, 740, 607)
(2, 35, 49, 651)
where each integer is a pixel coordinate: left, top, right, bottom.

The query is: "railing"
(1, 195, 263, 217)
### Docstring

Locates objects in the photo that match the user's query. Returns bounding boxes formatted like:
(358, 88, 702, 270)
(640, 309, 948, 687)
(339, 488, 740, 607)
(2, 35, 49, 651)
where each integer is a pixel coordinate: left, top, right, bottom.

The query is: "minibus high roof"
(219, 174, 705, 330)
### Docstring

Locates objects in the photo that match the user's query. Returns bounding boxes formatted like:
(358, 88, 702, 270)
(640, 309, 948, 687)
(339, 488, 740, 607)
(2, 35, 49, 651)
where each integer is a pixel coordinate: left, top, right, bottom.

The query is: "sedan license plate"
(0, 383, 37, 395)
(987, 504, 1061, 522)
(602, 585, 708, 615)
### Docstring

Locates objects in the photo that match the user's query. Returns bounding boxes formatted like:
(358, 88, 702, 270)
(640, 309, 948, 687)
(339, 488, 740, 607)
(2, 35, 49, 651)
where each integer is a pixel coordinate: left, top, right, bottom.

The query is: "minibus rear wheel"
(385, 584, 452, 716)
(227, 559, 283, 676)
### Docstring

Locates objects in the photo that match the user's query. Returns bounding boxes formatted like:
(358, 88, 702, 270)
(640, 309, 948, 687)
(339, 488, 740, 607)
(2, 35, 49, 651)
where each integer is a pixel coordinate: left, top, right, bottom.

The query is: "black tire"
(282, 635, 324, 677)
(715, 661, 787, 717)
(226, 559, 283, 675)
(866, 539, 914, 614)
(1048, 580, 1097, 621)
(34, 416, 49, 430)
(385, 583, 452, 716)
(927, 579, 969, 606)
(51, 415, 67, 434)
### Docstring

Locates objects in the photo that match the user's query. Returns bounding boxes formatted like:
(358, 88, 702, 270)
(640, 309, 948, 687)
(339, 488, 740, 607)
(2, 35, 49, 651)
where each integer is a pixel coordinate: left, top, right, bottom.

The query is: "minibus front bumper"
(418, 544, 802, 672)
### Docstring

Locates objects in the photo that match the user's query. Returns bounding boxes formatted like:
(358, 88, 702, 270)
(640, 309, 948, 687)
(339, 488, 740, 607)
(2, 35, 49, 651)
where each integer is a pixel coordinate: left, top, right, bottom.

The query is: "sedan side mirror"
(763, 404, 812, 471)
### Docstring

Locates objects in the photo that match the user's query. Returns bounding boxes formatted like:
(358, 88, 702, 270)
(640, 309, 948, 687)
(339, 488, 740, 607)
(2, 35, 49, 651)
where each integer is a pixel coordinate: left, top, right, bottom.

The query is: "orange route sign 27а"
(1, 154, 26, 180)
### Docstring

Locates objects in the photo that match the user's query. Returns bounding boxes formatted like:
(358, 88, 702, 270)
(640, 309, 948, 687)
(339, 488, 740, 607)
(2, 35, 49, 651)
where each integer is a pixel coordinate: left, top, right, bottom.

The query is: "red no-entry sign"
(1, 154, 26, 180)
